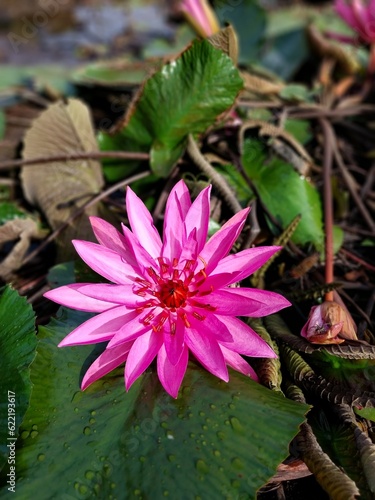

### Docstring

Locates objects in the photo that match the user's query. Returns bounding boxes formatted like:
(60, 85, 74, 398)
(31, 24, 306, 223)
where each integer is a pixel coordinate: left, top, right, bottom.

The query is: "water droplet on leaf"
(196, 459, 209, 474)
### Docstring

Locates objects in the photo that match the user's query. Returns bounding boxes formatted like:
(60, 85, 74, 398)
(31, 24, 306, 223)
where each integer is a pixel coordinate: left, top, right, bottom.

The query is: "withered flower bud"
(301, 301, 357, 345)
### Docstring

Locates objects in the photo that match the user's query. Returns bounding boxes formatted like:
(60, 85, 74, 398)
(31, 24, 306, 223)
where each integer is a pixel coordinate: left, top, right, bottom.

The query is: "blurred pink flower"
(301, 301, 357, 345)
(180, 0, 220, 38)
(335, 0, 375, 44)
(45, 181, 290, 398)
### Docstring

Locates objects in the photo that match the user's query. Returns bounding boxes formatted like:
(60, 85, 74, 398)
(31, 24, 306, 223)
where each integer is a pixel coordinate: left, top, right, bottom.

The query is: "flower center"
(157, 279, 188, 309)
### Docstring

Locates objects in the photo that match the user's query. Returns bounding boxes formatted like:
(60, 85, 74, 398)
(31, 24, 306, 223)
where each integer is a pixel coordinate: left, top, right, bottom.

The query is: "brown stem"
(21, 170, 151, 267)
(0, 151, 150, 171)
(187, 134, 242, 213)
(319, 118, 335, 302)
(332, 136, 375, 234)
(339, 248, 375, 273)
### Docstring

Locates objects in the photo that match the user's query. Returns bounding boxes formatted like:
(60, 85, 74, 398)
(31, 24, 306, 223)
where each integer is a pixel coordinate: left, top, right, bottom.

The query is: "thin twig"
(151, 166, 180, 224)
(338, 289, 373, 325)
(21, 170, 151, 267)
(331, 134, 375, 234)
(319, 118, 335, 302)
(339, 248, 375, 273)
(0, 151, 150, 171)
(186, 134, 242, 213)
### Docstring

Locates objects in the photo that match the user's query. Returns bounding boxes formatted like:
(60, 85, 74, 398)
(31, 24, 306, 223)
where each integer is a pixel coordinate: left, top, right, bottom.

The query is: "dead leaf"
(0, 217, 47, 280)
(241, 71, 284, 97)
(208, 25, 238, 65)
(21, 98, 104, 259)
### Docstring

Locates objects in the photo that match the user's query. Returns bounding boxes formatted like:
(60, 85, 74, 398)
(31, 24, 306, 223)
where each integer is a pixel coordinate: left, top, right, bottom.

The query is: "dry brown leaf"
(0, 217, 47, 280)
(241, 71, 284, 97)
(208, 25, 238, 65)
(21, 98, 104, 259)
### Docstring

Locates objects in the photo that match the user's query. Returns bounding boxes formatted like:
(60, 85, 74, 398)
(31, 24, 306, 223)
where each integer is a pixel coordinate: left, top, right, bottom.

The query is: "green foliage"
(261, 28, 309, 80)
(333, 225, 344, 255)
(242, 138, 324, 249)
(0, 111, 4, 140)
(0, 65, 72, 94)
(310, 411, 370, 496)
(0, 203, 28, 225)
(214, 163, 254, 205)
(284, 119, 312, 144)
(72, 60, 163, 88)
(354, 407, 375, 423)
(309, 350, 375, 395)
(0, 286, 37, 471)
(0, 307, 307, 499)
(99, 39, 243, 179)
(214, 0, 267, 64)
(279, 85, 314, 103)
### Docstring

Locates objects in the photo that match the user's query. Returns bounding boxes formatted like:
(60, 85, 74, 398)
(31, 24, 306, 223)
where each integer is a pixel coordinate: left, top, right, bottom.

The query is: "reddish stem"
(319, 118, 334, 302)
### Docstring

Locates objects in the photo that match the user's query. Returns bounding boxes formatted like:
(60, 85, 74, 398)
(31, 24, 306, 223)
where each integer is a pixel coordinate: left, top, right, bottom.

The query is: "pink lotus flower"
(180, 0, 220, 38)
(335, 0, 375, 44)
(45, 181, 290, 398)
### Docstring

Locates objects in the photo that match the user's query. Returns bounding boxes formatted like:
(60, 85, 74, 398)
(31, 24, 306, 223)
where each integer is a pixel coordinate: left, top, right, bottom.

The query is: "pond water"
(0, 0, 174, 65)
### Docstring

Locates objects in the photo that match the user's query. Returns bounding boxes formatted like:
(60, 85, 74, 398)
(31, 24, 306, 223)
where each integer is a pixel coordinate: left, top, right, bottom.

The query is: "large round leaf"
(0, 305, 308, 499)
(0, 285, 37, 471)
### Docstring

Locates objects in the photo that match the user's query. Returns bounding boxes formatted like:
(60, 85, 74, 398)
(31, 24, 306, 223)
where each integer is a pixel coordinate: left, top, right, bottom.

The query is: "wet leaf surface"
(0, 305, 307, 499)
(0, 286, 36, 471)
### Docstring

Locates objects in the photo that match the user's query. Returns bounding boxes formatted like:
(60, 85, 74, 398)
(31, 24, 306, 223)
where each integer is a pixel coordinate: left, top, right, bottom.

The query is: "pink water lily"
(45, 181, 290, 398)
(335, 0, 375, 44)
(180, 0, 220, 38)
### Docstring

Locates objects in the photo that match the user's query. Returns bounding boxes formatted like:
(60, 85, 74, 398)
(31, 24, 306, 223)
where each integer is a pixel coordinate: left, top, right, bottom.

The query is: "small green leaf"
(279, 85, 312, 103)
(100, 39, 243, 178)
(333, 225, 344, 254)
(0, 202, 28, 225)
(242, 138, 324, 249)
(72, 60, 162, 89)
(214, 163, 254, 205)
(283, 119, 312, 144)
(0, 286, 37, 471)
(354, 407, 375, 423)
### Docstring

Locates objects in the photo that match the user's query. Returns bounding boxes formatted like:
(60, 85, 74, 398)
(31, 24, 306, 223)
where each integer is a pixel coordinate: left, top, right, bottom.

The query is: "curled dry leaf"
(296, 422, 360, 500)
(240, 71, 285, 97)
(208, 25, 239, 65)
(21, 98, 104, 259)
(0, 217, 47, 280)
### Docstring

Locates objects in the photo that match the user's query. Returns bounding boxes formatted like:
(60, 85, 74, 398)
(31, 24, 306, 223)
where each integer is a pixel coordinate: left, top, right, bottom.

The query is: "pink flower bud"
(301, 301, 357, 344)
(180, 0, 220, 38)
